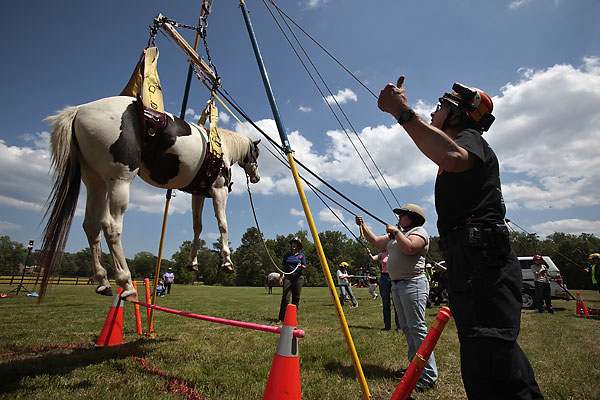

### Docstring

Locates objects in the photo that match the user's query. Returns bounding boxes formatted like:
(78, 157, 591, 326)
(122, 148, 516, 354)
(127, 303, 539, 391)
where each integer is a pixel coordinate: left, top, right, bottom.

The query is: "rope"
(505, 219, 588, 273)
(265, 0, 377, 99)
(245, 176, 300, 276)
(262, 0, 401, 211)
(212, 83, 388, 226)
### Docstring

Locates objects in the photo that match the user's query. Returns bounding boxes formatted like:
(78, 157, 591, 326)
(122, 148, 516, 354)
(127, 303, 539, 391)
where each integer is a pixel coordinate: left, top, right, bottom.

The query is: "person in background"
(368, 266, 379, 299)
(277, 237, 307, 324)
(531, 255, 553, 314)
(162, 267, 175, 295)
(368, 250, 401, 331)
(337, 262, 358, 307)
(429, 261, 448, 306)
(377, 76, 542, 399)
(588, 253, 600, 294)
(156, 279, 166, 297)
(357, 203, 437, 393)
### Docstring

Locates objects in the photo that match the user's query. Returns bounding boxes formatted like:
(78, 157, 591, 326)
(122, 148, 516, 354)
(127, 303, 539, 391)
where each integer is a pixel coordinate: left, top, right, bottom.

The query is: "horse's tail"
(38, 106, 82, 302)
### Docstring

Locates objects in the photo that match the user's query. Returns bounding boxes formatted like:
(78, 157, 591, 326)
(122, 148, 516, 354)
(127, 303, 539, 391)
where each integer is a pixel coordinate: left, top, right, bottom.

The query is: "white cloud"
(0, 138, 52, 211)
(219, 111, 231, 125)
(325, 88, 357, 105)
(489, 56, 600, 211)
(531, 219, 600, 237)
(508, 0, 559, 9)
(290, 208, 304, 216)
(508, 0, 534, 9)
(0, 220, 22, 233)
(305, 0, 329, 9)
(299, 106, 312, 113)
(318, 206, 352, 229)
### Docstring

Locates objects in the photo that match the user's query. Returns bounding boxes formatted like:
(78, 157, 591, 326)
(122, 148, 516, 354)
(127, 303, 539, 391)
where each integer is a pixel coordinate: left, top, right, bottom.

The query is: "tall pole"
(239, 2, 371, 399)
(15, 240, 34, 295)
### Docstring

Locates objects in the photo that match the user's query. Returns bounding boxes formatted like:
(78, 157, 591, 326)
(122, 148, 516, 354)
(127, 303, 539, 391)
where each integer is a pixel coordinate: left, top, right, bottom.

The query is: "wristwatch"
(397, 108, 416, 125)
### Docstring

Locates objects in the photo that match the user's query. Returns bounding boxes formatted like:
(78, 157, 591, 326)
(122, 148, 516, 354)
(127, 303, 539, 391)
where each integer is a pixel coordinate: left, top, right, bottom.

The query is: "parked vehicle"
(518, 256, 567, 309)
(433, 257, 567, 309)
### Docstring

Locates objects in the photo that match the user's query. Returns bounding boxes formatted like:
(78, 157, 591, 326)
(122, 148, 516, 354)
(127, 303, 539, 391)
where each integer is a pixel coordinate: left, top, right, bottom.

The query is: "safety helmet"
(533, 255, 543, 261)
(290, 237, 303, 250)
(589, 253, 600, 260)
(393, 204, 426, 226)
(339, 261, 349, 268)
(440, 83, 495, 132)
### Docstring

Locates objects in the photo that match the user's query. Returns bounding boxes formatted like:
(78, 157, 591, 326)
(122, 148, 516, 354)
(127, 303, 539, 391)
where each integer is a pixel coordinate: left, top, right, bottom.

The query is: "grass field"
(1, 283, 599, 399)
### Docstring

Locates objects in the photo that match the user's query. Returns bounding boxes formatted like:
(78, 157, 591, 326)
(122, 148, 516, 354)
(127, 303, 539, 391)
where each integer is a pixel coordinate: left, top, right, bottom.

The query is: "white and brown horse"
(39, 96, 260, 300)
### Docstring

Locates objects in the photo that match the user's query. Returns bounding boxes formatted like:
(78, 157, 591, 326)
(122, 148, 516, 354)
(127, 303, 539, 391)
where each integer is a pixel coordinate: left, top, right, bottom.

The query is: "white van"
(518, 256, 567, 308)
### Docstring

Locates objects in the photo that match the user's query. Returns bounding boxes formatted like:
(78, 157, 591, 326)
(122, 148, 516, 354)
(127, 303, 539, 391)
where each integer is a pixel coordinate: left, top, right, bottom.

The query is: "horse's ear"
(253, 139, 261, 146)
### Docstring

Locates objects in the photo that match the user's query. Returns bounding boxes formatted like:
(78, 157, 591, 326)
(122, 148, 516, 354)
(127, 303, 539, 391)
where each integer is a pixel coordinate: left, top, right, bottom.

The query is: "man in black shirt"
(377, 76, 543, 399)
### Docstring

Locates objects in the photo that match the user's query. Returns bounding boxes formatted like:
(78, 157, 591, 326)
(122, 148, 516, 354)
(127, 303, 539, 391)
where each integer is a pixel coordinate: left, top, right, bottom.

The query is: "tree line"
(0, 230, 598, 289)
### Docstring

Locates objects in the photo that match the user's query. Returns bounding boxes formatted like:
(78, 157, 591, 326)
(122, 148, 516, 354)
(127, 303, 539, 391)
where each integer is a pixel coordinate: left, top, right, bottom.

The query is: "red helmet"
(441, 83, 495, 132)
(533, 255, 543, 260)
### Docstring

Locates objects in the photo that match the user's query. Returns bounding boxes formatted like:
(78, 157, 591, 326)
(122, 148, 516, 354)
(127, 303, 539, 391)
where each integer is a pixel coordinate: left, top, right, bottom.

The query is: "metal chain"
(163, 8, 220, 88)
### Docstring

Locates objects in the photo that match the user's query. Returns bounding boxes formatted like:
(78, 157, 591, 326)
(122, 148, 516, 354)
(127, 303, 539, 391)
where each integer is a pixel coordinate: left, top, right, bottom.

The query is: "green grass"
(1, 283, 599, 399)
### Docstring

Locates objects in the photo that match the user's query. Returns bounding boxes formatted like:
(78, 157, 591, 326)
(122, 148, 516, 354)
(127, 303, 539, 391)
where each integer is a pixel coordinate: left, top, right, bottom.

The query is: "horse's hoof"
(119, 289, 137, 300)
(96, 286, 113, 296)
(222, 264, 235, 274)
(187, 264, 198, 272)
(121, 292, 138, 303)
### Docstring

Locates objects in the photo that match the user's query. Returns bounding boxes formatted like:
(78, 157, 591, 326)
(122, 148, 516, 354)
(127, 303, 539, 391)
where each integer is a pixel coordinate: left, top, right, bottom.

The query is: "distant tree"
(232, 227, 271, 286)
(0, 236, 26, 275)
(58, 252, 79, 276)
(543, 232, 600, 290)
(428, 236, 443, 263)
(510, 232, 541, 255)
(71, 248, 94, 277)
(129, 251, 157, 279)
(171, 240, 219, 285)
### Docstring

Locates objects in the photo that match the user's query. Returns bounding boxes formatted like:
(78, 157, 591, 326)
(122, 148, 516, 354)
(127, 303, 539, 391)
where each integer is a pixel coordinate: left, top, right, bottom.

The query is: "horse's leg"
(210, 186, 234, 273)
(102, 178, 136, 300)
(82, 181, 112, 296)
(188, 194, 206, 271)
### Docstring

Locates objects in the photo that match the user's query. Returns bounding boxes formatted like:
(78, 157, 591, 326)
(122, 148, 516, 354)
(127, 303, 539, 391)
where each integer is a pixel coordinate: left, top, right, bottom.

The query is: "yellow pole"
(287, 153, 371, 399)
(240, 2, 370, 396)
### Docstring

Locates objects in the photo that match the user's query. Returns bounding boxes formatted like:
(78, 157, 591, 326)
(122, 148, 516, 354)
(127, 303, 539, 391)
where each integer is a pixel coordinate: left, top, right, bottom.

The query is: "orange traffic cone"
(576, 292, 590, 317)
(96, 288, 124, 346)
(263, 304, 301, 400)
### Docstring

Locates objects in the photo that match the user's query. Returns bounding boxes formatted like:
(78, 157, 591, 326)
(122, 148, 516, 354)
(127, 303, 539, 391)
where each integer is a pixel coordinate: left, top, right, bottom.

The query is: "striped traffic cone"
(576, 292, 590, 317)
(576, 292, 582, 315)
(96, 288, 124, 346)
(263, 304, 301, 400)
(390, 306, 452, 400)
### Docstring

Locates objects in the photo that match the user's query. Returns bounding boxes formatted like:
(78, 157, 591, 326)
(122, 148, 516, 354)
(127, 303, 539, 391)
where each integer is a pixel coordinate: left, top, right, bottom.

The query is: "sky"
(1, 0, 599, 260)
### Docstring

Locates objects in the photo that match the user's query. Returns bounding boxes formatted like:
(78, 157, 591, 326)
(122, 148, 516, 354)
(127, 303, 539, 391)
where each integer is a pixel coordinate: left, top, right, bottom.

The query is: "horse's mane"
(218, 128, 253, 163)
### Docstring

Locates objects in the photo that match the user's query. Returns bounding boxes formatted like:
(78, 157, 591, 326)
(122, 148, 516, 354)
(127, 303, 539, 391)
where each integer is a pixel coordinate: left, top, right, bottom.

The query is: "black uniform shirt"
(435, 128, 506, 235)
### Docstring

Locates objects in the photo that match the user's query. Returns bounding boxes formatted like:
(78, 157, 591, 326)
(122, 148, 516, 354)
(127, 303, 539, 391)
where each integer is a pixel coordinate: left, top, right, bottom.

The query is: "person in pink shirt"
(368, 250, 400, 331)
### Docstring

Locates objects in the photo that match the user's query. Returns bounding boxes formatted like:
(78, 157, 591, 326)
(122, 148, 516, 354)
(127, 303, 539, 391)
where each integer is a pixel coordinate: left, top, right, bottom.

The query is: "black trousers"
(278, 273, 304, 321)
(442, 229, 543, 399)
(534, 281, 552, 311)
(460, 337, 544, 400)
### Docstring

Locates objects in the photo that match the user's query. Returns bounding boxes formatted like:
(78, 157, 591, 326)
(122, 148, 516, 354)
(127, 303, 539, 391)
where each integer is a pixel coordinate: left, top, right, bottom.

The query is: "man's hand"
(378, 76, 410, 120)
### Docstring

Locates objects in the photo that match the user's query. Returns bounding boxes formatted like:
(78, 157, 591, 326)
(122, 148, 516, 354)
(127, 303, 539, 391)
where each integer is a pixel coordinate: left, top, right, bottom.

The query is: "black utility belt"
(441, 222, 509, 250)
(380, 272, 389, 276)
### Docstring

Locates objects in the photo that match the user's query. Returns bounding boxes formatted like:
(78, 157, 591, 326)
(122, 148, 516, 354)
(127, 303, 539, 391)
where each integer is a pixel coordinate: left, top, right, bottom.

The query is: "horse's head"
(241, 139, 261, 183)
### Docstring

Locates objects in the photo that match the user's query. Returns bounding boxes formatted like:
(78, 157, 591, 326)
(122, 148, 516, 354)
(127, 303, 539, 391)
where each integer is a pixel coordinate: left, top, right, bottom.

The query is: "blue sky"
(1, 0, 599, 260)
